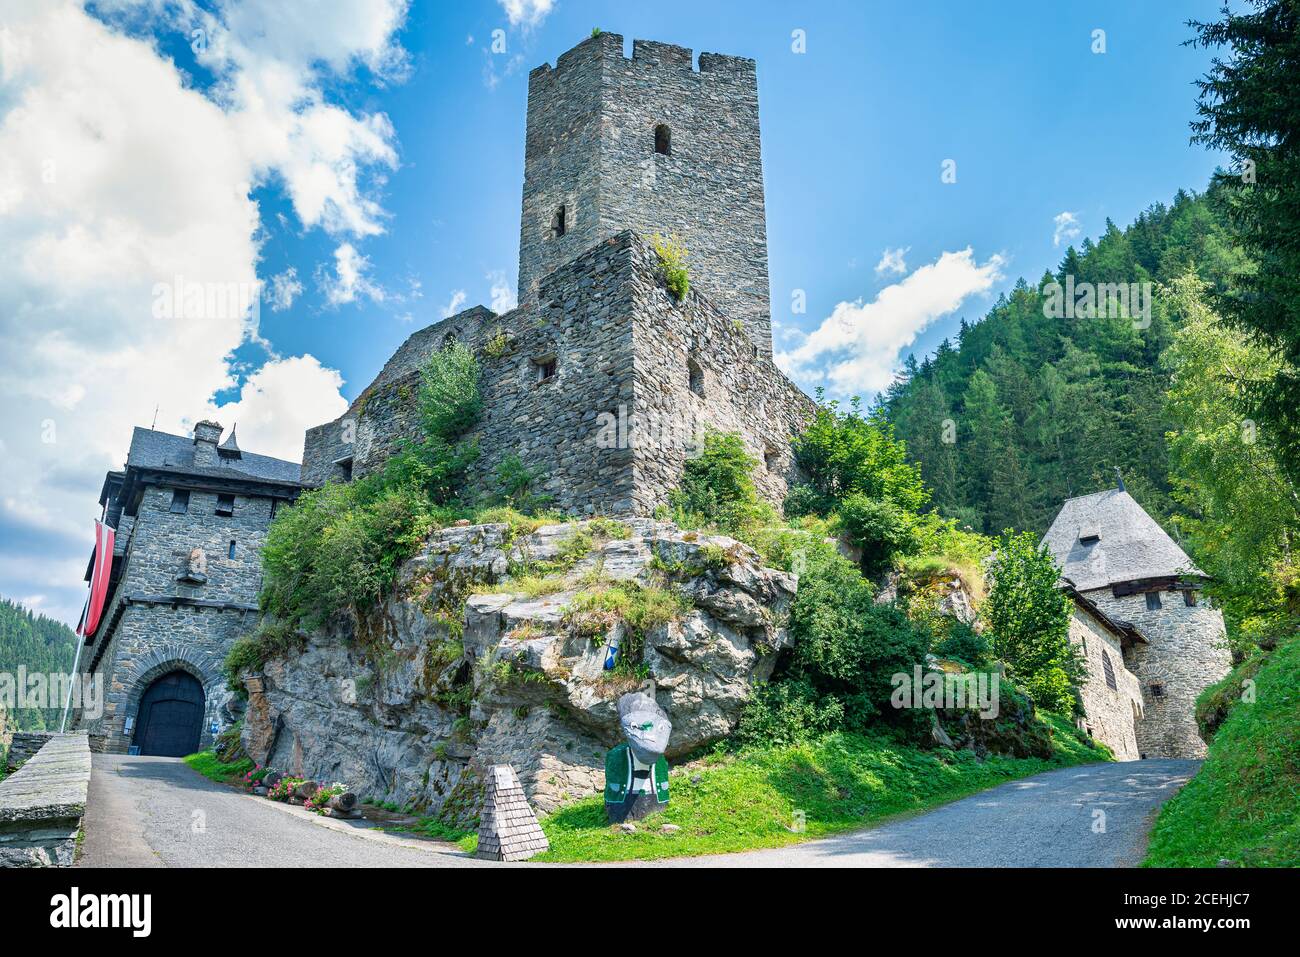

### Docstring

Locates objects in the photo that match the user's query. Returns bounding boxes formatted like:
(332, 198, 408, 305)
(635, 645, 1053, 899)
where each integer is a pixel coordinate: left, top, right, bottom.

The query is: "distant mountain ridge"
(0, 597, 78, 734)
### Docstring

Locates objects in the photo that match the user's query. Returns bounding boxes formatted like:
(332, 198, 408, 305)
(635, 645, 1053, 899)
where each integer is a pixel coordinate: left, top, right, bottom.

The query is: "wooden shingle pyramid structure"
(475, 764, 549, 862)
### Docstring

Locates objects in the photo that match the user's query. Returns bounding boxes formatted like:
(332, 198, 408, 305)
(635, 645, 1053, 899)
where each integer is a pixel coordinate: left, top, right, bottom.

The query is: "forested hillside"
(0, 598, 78, 732)
(883, 186, 1248, 536)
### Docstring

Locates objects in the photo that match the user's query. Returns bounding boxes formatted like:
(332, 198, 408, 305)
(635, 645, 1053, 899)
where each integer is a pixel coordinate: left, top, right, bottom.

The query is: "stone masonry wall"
(625, 234, 814, 513)
(1087, 587, 1232, 759)
(0, 732, 90, 867)
(520, 33, 772, 355)
(1068, 606, 1142, 761)
(301, 233, 813, 517)
(4, 731, 55, 773)
(81, 482, 274, 751)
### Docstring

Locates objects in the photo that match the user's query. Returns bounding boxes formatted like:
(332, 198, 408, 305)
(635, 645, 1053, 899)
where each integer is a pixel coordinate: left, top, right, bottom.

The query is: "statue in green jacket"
(604, 690, 671, 823)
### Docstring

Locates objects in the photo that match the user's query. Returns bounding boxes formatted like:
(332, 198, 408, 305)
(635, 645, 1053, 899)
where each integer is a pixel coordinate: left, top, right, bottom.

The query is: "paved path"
(78, 755, 1194, 868)
(649, 760, 1198, 867)
(78, 754, 483, 868)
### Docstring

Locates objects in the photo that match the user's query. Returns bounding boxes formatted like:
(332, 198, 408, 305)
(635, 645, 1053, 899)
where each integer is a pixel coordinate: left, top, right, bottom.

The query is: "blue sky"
(0, 0, 1228, 624)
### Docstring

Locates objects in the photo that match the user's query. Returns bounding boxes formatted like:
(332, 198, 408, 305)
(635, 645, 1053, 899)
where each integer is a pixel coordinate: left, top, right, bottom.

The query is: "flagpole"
(60, 634, 85, 733)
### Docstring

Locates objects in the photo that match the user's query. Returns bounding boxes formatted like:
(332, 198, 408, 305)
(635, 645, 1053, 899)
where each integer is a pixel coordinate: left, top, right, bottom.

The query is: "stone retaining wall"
(4, 731, 56, 774)
(0, 732, 91, 867)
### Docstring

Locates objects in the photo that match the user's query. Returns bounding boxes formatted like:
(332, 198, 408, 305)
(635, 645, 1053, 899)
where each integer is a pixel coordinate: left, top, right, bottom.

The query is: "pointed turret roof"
(218, 426, 242, 459)
(1042, 487, 1205, 592)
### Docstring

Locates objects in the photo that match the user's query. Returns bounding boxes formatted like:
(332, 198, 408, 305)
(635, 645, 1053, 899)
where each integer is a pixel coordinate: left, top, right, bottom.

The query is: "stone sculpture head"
(617, 691, 671, 765)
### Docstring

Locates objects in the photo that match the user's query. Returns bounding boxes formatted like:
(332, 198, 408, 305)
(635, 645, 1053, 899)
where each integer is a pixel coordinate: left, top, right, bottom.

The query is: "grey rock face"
(241, 519, 796, 816)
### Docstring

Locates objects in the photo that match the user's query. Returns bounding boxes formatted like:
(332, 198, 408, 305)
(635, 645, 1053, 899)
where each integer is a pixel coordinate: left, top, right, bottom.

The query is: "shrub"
(749, 528, 931, 742)
(490, 453, 552, 514)
(985, 530, 1082, 715)
(733, 679, 844, 748)
(785, 395, 929, 575)
(933, 621, 991, 668)
(259, 479, 441, 632)
(668, 430, 773, 533)
(785, 395, 928, 521)
(223, 622, 304, 691)
(834, 493, 918, 578)
(651, 232, 689, 300)
(256, 343, 482, 637)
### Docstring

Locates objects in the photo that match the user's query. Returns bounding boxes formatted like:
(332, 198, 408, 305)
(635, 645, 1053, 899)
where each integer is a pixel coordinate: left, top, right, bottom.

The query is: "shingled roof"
(125, 426, 301, 484)
(1042, 487, 1205, 592)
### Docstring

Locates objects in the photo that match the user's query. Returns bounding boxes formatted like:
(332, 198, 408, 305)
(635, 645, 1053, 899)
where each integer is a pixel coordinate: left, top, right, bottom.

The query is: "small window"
(169, 490, 190, 514)
(215, 494, 235, 517)
(550, 205, 566, 238)
(536, 357, 557, 382)
(336, 458, 354, 483)
(1145, 591, 1162, 611)
(1149, 682, 1165, 699)
(1183, 589, 1198, 607)
(763, 449, 778, 472)
(270, 500, 279, 521)
(1102, 650, 1117, 691)
(687, 359, 704, 397)
(227, 540, 237, 560)
(654, 124, 671, 156)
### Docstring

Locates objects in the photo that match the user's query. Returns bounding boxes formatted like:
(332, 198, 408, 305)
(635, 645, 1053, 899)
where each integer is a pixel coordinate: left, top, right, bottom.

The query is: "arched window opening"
(654, 124, 671, 156)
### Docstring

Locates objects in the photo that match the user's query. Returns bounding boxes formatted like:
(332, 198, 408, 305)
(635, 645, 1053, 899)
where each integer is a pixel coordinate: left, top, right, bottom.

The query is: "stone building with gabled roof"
(73, 421, 303, 755)
(1044, 484, 1231, 759)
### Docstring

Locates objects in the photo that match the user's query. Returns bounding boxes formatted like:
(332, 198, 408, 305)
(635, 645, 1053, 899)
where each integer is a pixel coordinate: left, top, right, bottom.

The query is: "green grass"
(443, 713, 1104, 863)
(183, 750, 254, 785)
(1143, 635, 1300, 867)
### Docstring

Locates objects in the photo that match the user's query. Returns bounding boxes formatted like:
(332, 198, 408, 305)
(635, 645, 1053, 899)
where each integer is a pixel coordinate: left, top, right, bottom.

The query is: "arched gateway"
(132, 670, 205, 757)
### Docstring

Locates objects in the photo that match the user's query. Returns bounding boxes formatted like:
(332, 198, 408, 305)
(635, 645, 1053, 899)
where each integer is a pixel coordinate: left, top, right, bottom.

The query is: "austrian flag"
(77, 520, 115, 639)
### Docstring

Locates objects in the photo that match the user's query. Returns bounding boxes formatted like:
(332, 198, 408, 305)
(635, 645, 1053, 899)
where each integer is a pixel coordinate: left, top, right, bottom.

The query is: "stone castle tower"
(303, 34, 812, 514)
(1044, 486, 1232, 759)
(518, 32, 772, 355)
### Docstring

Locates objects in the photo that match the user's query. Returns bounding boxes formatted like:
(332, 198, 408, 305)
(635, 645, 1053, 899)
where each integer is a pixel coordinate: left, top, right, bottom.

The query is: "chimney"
(193, 420, 222, 468)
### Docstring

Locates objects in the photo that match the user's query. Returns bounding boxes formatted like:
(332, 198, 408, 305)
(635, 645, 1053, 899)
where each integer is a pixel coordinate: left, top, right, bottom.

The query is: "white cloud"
(267, 268, 303, 311)
(0, 0, 411, 623)
(874, 246, 909, 277)
(498, 0, 555, 28)
(778, 248, 1005, 395)
(321, 242, 386, 306)
(487, 270, 517, 313)
(441, 289, 468, 318)
(1053, 211, 1081, 248)
(206, 355, 349, 462)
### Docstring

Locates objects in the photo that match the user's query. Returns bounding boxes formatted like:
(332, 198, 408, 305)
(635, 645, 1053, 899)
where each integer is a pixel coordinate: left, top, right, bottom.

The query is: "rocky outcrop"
(241, 519, 796, 816)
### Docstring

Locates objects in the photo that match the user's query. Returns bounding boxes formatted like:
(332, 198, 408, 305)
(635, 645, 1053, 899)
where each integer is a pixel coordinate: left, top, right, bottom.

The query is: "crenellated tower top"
(518, 32, 771, 356)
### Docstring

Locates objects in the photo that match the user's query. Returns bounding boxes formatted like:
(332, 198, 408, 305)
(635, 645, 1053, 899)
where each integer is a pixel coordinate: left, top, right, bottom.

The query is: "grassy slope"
(434, 712, 1106, 863)
(183, 750, 253, 785)
(1143, 636, 1300, 867)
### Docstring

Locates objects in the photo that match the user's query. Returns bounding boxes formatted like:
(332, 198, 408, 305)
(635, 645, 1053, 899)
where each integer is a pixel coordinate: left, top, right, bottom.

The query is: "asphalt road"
(648, 760, 1199, 867)
(78, 755, 1194, 868)
(77, 754, 483, 868)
